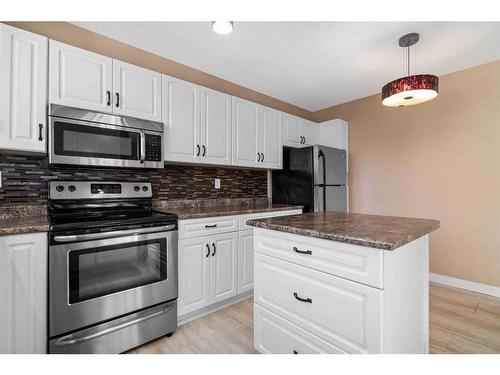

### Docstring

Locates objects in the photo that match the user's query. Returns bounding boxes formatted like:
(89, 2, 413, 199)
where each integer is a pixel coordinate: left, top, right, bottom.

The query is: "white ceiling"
(73, 22, 500, 111)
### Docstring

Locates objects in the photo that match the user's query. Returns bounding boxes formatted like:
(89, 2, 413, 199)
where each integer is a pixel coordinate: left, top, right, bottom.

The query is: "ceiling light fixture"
(382, 33, 439, 107)
(211, 21, 234, 35)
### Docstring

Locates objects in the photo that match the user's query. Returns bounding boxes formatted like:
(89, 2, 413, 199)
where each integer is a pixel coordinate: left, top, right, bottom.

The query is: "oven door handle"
(140, 130, 146, 164)
(53, 224, 176, 243)
(52, 302, 176, 347)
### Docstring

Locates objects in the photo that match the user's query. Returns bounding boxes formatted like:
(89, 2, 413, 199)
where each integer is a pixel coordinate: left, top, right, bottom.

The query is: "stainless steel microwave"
(49, 104, 164, 169)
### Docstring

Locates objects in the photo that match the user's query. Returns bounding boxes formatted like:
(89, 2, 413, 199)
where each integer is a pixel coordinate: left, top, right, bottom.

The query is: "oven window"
(68, 239, 167, 304)
(54, 121, 140, 160)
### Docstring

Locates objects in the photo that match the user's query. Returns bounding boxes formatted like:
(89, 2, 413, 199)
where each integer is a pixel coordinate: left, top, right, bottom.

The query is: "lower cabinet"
(178, 232, 237, 316)
(0, 232, 47, 354)
(238, 229, 254, 294)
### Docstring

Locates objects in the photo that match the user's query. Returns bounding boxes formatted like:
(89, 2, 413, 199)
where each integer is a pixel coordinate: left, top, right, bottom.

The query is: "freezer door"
(314, 185, 348, 212)
(313, 145, 347, 186)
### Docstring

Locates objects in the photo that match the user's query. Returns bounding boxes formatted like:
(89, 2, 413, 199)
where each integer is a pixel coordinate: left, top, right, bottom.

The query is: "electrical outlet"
(215, 178, 221, 189)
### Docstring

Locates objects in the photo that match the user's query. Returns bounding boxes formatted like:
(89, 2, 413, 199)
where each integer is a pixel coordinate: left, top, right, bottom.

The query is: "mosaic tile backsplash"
(0, 153, 268, 205)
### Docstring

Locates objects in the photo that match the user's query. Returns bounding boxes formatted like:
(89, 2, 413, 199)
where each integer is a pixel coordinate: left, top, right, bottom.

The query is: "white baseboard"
(430, 273, 500, 298)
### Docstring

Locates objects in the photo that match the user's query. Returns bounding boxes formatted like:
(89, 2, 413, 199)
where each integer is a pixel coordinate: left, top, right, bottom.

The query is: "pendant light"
(382, 33, 439, 107)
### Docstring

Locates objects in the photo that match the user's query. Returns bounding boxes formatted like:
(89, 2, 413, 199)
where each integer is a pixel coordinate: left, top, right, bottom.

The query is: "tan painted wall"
(315, 60, 500, 287)
(5, 21, 315, 121)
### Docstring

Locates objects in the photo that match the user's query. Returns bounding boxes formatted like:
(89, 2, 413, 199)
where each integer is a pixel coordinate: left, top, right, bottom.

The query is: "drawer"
(254, 252, 382, 354)
(254, 304, 347, 354)
(239, 209, 302, 230)
(254, 228, 383, 288)
(178, 215, 238, 239)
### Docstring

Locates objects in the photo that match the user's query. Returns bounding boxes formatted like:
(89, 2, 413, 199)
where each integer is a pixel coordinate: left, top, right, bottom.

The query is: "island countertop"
(247, 211, 440, 250)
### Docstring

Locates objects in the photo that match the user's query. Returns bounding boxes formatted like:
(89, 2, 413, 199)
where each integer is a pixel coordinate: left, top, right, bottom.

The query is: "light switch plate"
(215, 178, 221, 189)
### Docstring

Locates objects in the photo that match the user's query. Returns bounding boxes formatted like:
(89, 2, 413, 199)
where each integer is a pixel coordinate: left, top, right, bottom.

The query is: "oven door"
(49, 116, 151, 168)
(49, 229, 178, 337)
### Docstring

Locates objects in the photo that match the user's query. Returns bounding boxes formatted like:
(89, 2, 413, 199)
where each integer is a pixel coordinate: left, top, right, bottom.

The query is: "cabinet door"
(0, 233, 47, 354)
(260, 106, 282, 169)
(201, 87, 232, 165)
(0, 24, 47, 153)
(178, 237, 211, 316)
(209, 232, 238, 304)
(232, 97, 259, 168)
(238, 229, 254, 294)
(49, 40, 113, 113)
(302, 120, 318, 146)
(282, 113, 302, 147)
(112, 60, 161, 122)
(162, 75, 201, 163)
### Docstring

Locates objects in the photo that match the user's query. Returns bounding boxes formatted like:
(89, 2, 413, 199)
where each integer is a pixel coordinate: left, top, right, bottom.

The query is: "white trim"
(430, 273, 500, 298)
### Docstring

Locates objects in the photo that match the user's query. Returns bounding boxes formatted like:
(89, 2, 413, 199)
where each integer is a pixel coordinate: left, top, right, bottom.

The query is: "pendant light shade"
(382, 74, 439, 107)
(382, 33, 439, 107)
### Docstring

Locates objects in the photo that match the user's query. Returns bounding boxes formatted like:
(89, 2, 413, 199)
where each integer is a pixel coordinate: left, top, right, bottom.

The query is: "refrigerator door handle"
(318, 149, 327, 211)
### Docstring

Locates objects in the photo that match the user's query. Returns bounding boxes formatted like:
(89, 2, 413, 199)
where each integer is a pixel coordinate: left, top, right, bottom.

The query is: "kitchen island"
(247, 212, 440, 354)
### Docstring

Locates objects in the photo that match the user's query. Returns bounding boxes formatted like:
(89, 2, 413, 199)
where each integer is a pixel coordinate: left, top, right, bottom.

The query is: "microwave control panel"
(145, 134, 162, 161)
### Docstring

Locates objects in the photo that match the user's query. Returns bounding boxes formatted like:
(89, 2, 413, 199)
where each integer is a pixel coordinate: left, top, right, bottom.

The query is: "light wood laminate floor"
(129, 283, 500, 354)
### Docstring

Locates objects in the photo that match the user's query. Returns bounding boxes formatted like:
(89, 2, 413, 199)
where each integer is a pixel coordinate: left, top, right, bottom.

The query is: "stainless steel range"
(47, 181, 178, 354)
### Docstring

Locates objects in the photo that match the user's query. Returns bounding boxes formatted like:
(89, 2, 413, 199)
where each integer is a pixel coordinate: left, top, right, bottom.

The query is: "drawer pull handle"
(293, 246, 312, 255)
(293, 292, 312, 304)
(205, 224, 217, 228)
(206, 244, 210, 257)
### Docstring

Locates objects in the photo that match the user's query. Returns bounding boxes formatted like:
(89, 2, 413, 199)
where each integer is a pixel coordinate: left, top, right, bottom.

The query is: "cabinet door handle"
(116, 92, 120, 108)
(293, 350, 298, 354)
(106, 90, 111, 106)
(261, 153, 265, 162)
(196, 144, 200, 156)
(212, 243, 216, 256)
(202, 145, 206, 157)
(304, 137, 307, 144)
(293, 246, 312, 255)
(206, 244, 210, 257)
(38, 123, 44, 141)
(300, 136, 304, 144)
(293, 292, 312, 304)
(205, 224, 217, 228)
(257, 152, 261, 162)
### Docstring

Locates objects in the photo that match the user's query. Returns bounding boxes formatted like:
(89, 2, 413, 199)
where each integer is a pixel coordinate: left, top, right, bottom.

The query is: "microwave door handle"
(140, 131, 146, 164)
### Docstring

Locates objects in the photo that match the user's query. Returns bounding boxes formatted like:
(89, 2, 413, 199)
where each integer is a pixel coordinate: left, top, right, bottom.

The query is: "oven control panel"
(49, 181, 153, 200)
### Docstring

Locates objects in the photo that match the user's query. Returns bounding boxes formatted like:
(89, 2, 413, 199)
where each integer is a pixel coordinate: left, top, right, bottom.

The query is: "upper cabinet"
(232, 97, 259, 168)
(162, 75, 232, 166)
(0, 24, 47, 153)
(283, 114, 318, 147)
(112, 60, 161, 122)
(259, 106, 282, 169)
(49, 40, 161, 122)
(49, 40, 113, 113)
(200, 87, 232, 166)
(318, 119, 349, 151)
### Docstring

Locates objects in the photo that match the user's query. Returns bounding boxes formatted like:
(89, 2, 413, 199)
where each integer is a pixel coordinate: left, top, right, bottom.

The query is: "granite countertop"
(156, 203, 304, 220)
(0, 216, 49, 236)
(247, 212, 440, 250)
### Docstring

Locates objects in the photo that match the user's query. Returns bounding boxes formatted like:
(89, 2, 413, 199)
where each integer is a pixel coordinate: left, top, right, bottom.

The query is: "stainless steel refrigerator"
(272, 145, 348, 213)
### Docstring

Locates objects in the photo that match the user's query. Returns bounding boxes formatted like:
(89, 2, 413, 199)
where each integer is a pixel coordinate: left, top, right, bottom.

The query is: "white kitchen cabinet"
(178, 232, 238, 316)
(232, 97, 259, 168)
(112, 60, 161, 122)
(209, 232, 238, 304)
(283, 113, 318, 147)
(178, 237, 211, 316)
(0, 24, 47, 153)
(162, 75, 201, 164)
(318, 119, 349, 150)
(302, 120, 318, 146)
(237, 229, 254, 294)
(0, 232, 47, 354)
(258, 106, 282, 169)
(201, 87, 232, 165)
(49, 40, 113, 113)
